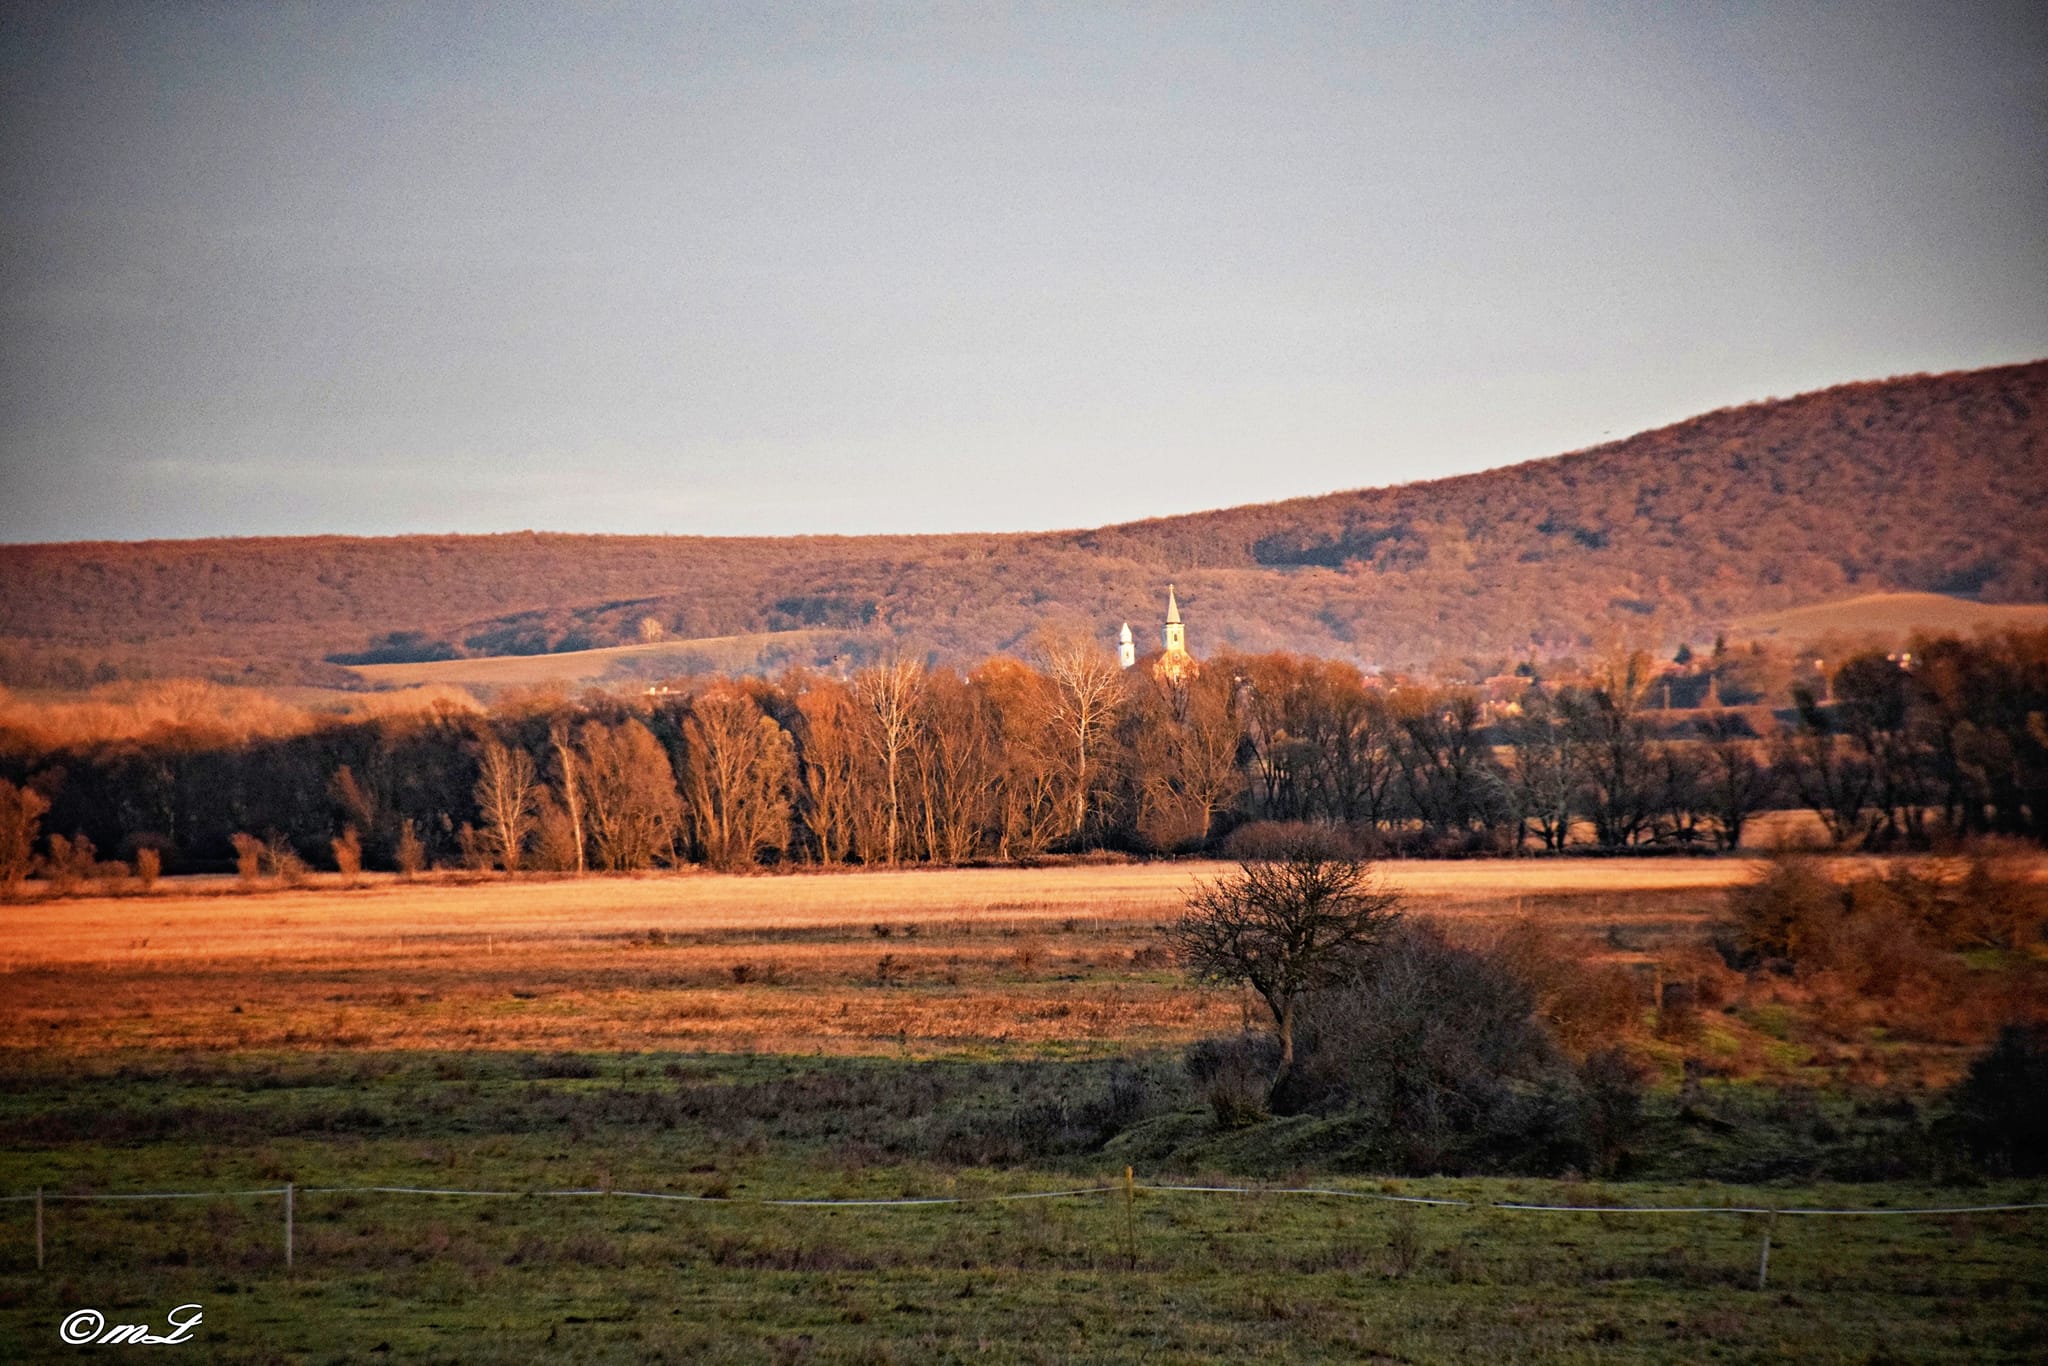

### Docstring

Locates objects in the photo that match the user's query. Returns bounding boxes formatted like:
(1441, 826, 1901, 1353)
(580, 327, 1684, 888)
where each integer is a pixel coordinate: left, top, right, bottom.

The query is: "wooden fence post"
(285, 1184, 294, 1269)
(1122, 1167, 1138, 1269)
(1756, 1210, 1774, 1290)
(35, 1187, 44, 1271)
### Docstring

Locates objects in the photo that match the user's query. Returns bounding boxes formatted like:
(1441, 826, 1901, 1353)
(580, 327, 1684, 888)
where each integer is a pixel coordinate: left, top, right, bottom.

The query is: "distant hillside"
(1, 361, 2043, 685)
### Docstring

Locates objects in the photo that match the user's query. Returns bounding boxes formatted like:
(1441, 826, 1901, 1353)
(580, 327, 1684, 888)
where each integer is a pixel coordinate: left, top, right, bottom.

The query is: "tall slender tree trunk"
(552, 723, 586, 875)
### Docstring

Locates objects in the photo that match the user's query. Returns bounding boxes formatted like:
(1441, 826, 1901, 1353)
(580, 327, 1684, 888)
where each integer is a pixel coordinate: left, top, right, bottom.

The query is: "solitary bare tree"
(1167, 844, 1403, 1095)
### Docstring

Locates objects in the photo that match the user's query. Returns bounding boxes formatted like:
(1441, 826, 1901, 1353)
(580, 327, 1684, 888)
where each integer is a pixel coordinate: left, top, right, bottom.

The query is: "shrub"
(134, 846, 161, 890)
(332, 827, 363, 886)
(43, 832, 96, 895)
(1185, 920, 1649, 1175)
(1219, 820, 1364, 862)
(1946, 1024, 2048, 1176)
(262, 836, 309, 888)
(1578, 1046, 1648, 1173)
(1491, 918, 1644, 1053)
(395, 821, 427, 878)
(1654, 981, 1701, 1042)
(1955, 846, 2048, 949)
(230, 832, 263, 883)
(1183, 1034, 1278, 1128)
(1724, 855, 1843, 966)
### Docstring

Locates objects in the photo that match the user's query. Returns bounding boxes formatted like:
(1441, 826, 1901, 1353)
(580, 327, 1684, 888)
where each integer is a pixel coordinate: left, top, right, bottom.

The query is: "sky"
(1, 1, 2043, 543)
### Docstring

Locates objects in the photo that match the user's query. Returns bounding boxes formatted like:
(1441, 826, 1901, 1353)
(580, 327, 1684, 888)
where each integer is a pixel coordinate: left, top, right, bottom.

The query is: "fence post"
(35, 1187, 43, 1271)
(1756, 1210, 1774, 1290)
(1122, 1166, 1138, 1269)
(285, 1184, 294, 1269)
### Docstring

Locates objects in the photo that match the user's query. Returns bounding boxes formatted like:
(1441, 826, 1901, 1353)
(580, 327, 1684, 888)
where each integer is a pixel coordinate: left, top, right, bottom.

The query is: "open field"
(3, 859, 2045, 1359)
(3, 857, 2037, 1081)
(1728, 591, 2048, 644)
(346, 628, 841, 691)
(0, 860, 1758, 1058)
(1, 1052, 2045, 1362)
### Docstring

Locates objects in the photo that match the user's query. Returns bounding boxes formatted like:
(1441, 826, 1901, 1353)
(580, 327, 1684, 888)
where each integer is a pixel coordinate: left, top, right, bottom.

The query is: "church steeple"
(1162, 584, 1186, 658)
(1117, 621, 1136, 670)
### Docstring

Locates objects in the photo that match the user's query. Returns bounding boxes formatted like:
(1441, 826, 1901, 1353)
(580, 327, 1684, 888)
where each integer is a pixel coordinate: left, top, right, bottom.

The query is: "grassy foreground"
(1, 1053, 2043, 1363)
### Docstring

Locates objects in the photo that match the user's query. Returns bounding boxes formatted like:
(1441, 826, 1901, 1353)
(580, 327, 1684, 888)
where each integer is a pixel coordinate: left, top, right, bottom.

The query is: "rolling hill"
(1, 361, 2043, 687)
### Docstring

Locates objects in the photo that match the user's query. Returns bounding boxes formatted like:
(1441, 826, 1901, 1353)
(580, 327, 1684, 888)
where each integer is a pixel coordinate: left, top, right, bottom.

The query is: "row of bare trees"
(1, 631, 2041, 878)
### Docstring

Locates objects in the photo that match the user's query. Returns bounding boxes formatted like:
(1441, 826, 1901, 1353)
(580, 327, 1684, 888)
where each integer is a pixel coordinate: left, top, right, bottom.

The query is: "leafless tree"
(580, 718, 685, 870)
(1505, 685, 1581, 852)
(794, 680, 861, 864)
(854, 660, 926, 864)
(0, 778, 50, 895)
(548, 719, 586, 874)
(685, 687, 793, 869)
(473, 738, 540, 872)
(1167, 846, 1403, 1094)
(1697, 712, 1775, 850)
(1036, 630, 1125, 844)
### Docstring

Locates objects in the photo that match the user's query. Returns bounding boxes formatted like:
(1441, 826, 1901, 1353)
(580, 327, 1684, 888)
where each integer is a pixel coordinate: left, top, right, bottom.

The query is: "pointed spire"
(1165, 584, 1181, 625)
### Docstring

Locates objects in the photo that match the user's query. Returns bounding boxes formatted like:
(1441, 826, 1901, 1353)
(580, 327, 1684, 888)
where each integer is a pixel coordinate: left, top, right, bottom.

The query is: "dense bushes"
(1182, 921, 1649, 1177)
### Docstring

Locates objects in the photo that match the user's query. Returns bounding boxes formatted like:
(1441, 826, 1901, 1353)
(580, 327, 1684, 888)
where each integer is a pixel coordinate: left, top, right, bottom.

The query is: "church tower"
(1154, 584, 1194, 687)
(1117, 621, 1136, 670)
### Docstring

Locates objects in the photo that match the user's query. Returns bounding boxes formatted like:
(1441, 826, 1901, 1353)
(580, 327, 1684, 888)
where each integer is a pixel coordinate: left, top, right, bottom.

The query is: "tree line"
(1, 630, 2043, 889)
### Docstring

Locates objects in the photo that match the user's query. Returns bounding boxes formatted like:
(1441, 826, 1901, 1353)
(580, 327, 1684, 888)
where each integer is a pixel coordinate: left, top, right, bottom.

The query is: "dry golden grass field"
(0, 857, 1936, 1062)
(1728, 590, 2048, 643)
(347, 627, 839, 690)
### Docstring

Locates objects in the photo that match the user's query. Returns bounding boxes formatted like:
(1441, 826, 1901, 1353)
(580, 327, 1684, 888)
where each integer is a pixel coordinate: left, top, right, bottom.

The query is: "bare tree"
(793, 680, 861, 864)
(580, 718, 685, 870)
(1698, 712, 1775, 850)
(548, 719, 586, 874)
(1571, 647, 1661, 849)
(1505, 685, 1580, 852)
(1036, 631, 1125, 844)
(0, 778, 50, 896)
(684, 687, 794, 869)
(972, 657, 1068, 860)
(911, 671, 999, 863)
(854, 660, 926, 864)
(1166, 846, 1403, 1094)
(473, 738, 540, 872)
(1129, 664, 1243, 850)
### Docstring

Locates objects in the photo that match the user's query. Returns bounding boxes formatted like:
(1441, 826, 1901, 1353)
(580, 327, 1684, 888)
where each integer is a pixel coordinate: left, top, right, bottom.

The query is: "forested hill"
(2, 361, 2044, 685)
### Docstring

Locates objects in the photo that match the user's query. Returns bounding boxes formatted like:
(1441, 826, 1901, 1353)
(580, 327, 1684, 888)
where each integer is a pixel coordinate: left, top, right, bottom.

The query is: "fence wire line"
(1135, 1184, 2048, 1217)
(6, 1183, 2045, 1217)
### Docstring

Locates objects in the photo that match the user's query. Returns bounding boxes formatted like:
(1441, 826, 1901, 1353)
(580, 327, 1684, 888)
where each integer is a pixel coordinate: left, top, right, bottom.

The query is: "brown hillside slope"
(0, 361, 2042, 681)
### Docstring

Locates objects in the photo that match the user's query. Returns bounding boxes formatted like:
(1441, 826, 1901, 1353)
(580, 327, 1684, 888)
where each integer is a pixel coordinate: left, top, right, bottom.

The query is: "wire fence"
(8, 1177, 2046, 1288)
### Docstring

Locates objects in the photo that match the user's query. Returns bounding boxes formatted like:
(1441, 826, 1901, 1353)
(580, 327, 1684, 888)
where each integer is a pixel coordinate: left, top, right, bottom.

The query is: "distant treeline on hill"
(0, 630, 2042, 887)
(0, 361, 2042, 688)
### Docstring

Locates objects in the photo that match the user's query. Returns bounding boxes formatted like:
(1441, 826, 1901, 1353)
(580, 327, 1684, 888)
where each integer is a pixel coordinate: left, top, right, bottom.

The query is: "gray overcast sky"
(2, 1, 2043, 542)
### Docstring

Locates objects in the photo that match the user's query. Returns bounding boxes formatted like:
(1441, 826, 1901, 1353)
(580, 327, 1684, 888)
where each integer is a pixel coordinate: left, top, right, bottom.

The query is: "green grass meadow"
(1, 1053, 2044, 1362)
